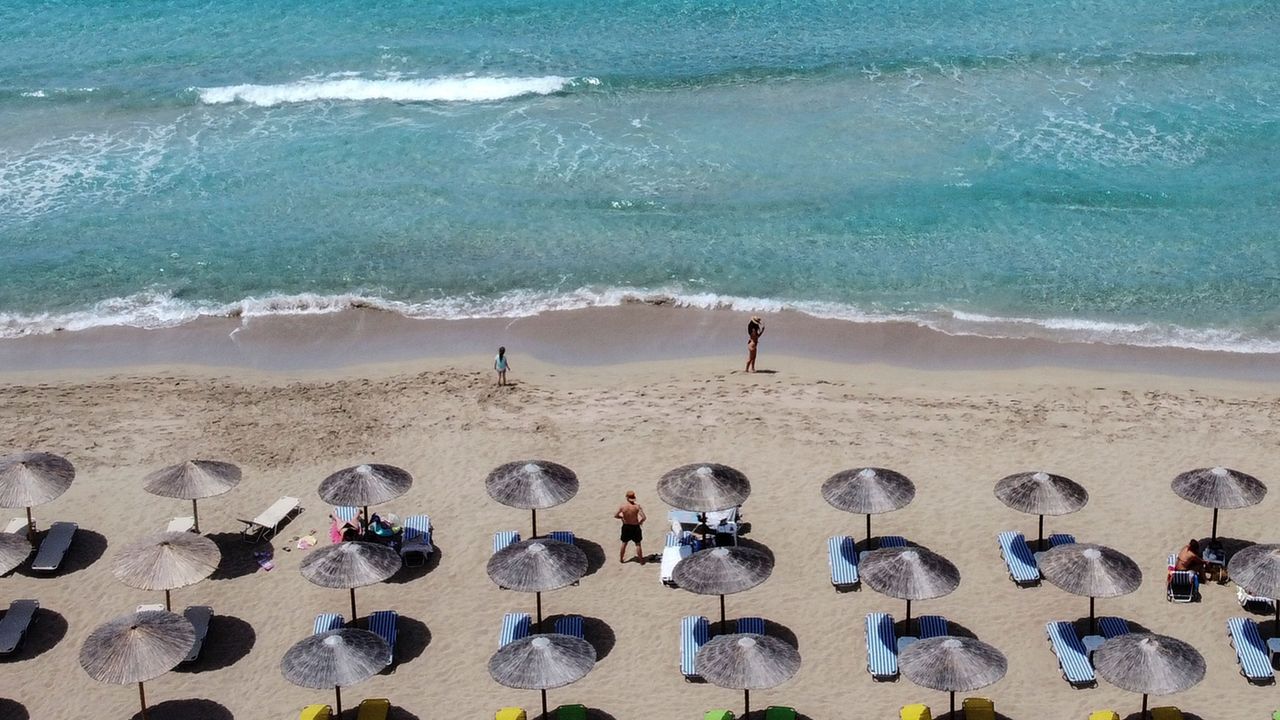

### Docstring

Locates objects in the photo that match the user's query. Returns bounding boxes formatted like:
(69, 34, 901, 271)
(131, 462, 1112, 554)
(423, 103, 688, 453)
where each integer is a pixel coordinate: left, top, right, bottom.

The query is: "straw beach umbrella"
(1039, 542, 1141, 632)
(994, 471, 1088, 548)
(111, 531, 220, 611)
(697, 632, 800, 717)
(860, 546, 960, 625)
(282, 628, 389, 716)
(0, 532, 32, 575)
(900, 636, 1007, 718)
(1094, 633, 1205, 719)
(1228, 543, 1280, 630)
(1172, 466, 1266, 539)
(319, 464, 413, 524)
(822, 467, 915, 547)
(79, 610, 194, 720)
(658, 463, 750, 512)
(143, 459, 241, 533)
(0, 451, 74, 534)
(487, 537, 587, 626)
(672, 545, 773, 632)
(300, 541, 401, 621)
(489, 633, 596, 719)
(485, 460, 579, 537)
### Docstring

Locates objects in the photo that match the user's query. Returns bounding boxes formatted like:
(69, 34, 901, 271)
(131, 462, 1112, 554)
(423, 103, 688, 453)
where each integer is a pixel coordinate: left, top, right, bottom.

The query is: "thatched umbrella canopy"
(697, 633, 800, 717)
(901, 636, 1007, 717)
(1040, 543, 1141, 632)
(143, 460, 241, 533)
(994, 471, 1088, 547)
(281, 628, 389, 716)
(0, 451, 74, 533)
(485, 460, 579, 536)
(486, 538, 587, 626)
(319, 464, 413, 523)
(1228, 543, 1280, 629)
(111, 531, 220, 611)
(0, 532, 32, 576)
(658, 463, 750, 513)
(860, 546, 960, 624)
(673, 546, 773, 631)
(822, 467, 915, 547)
(79, 610, 194, 720)
(1172, 466, 1266, 539)
(300, 541, 401, 621)
(489, 633, 596, 718)
(1094, 633, 1205, 719)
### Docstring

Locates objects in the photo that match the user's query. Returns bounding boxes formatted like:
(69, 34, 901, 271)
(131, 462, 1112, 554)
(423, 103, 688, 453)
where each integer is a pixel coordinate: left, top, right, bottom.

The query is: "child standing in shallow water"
(494, 346, 510, 386)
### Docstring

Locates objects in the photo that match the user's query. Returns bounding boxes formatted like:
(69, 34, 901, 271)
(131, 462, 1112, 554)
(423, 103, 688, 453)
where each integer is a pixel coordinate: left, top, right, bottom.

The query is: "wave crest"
(196, 74, 589, 106)
(1, 287, 1277, 355)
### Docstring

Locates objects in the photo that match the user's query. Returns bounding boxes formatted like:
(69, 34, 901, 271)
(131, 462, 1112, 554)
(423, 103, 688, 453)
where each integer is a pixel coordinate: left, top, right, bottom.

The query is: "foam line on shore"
(196, 74, 592, 106)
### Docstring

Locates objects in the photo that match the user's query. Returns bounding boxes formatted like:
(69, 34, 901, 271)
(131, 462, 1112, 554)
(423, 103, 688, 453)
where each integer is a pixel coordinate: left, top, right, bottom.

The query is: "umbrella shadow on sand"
(533, 710, 617, 720)
(382, 615, 431, 670)
(1195, 536, 1252, 562)
(761, 619, 799, 650)
(574, 537, 606, 577)
(0, 698, 28, 720)
(129, 699, 233, 720)
(173, 614, 255, 673)
(16, 528, 106, 577)
(0, 607, 68, 662)
(1123, 714, 1205, 720)
(544, 614, 615, 660)
(388, 546, 442, 584)
(1069, 617, 1152, 638)
(205, 532, 263, 580)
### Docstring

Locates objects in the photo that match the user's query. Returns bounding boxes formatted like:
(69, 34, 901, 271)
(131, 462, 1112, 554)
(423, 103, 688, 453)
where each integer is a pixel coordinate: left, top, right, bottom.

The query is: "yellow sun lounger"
(962, 697, 995, 720)
(496, 709, 528, 720)
(357, 699, 390, 720)
(901, 704, 933, 720)
(1149, 709, 1183, 720)
(1088, 712, 1120, 720)
(299, 705, 331, 720)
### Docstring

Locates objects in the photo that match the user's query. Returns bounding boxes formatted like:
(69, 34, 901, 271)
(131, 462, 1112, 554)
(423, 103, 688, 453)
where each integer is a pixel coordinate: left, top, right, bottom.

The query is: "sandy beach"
(3, 312, 1280, 720)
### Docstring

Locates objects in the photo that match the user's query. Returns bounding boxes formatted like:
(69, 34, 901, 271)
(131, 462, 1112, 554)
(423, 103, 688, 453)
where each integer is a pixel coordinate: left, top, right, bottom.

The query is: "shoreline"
(3, 303, 1280, 382)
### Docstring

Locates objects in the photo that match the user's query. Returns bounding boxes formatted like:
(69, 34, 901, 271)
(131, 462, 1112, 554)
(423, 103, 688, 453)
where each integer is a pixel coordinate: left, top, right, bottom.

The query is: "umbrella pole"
(192, 498, 200, 534)
(866, 514, 872, 549)
(1141, 693, 1148, 719)
(950, 690, 955, 719)
(1211, 508, 1219, 540)
(165, 589, 172, 612)
(363, 505, 369, 526)
(541, 688, 548, 719)
(906, 599, 912, 626)
(350, 588, 358, 623)
(335, 685, 343, 716)
(1090, 597, 1096, 634)
(1038, 514, 1045, 549)
(138, 682, 147, 720)
(720, 595, 727, 634)
(744, 689, 750, 718)
(25, 506, 33, 534)
(536, 591, 544, 629)
(1274, 602, 1278, 636)
(532, 508, 538, 538)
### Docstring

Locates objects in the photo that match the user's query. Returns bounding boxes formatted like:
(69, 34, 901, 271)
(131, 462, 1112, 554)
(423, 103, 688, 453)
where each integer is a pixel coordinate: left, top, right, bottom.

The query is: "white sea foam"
(2, 287, 1277, 355)
(196, 74, 586, 107)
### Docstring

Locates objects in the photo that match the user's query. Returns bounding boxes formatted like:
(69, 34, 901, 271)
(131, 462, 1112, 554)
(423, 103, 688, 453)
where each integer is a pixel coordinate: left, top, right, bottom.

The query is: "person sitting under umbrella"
(1176, 539, 1207, 581)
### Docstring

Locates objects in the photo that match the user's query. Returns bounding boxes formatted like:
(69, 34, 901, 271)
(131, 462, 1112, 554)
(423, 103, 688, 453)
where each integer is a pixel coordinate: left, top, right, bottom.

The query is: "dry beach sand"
(2, 329, 1280, 719)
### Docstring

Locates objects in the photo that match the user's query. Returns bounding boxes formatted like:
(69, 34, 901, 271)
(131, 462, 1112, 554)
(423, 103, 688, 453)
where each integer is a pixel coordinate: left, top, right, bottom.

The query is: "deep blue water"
(1, 0, 1278, 350)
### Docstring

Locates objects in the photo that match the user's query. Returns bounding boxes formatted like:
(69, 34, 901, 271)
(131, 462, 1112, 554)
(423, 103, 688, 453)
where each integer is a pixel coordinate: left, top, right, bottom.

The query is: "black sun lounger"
(0, 599, 39, 655)
(31, 522, 76, 573)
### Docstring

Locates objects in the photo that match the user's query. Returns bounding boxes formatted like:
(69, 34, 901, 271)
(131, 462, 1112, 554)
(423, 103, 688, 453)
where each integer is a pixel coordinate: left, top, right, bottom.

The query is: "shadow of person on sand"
(0, 698, 29, 720)
(129, 699, 233, 720)
(388, 545, 442, 584)
(0, 606, 68, 662)
(17, 528, 107, 577)
(173, 614, 254, 673)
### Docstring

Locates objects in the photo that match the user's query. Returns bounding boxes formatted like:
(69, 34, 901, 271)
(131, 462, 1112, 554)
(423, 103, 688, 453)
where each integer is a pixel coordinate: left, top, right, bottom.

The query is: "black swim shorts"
(620, 523, 643, 543)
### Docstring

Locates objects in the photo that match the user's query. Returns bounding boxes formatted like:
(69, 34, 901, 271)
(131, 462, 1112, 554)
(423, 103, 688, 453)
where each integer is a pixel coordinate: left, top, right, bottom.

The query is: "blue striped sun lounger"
(828, 536, 859, 590)
(1046, 621, 1095, 687)
(499, 612, 531, 648)
(555, 615, 585, 639)
(369, 610, 397, 664)
(737, 617, 766, 635)
(681, 615, 710, 680)
(549, 531, 575, 545)
(918, 615, 949, 639)
(1049, 533, 1076, 547)
(1098, 617, 1130, 639)
(998, 531, 1040, 586)
(333, 506, 359, 524)
(493, 530, 520, 554)
(314, 613, 343, 634)
(880, 535, 907, 549)
(1227, 617, 1274, 684)
(401, 514, 433, 565)
(866, 612, 898, 680)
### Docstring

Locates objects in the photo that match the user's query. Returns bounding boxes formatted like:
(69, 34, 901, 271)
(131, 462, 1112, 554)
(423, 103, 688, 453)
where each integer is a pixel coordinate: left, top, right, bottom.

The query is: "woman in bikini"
(746, 316, 764, 372)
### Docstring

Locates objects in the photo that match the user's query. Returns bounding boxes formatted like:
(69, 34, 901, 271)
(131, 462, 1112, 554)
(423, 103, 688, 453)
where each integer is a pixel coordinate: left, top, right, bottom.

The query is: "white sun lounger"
(828, 535, 859, 590)
(4, 517, 28, 537)
(400, 515, 433, 566)
(1098, 616, 1130, 639)
(1046, 621, 1095, 687)
(866, 612, 898, 680)
(493, 530, 520, 554)
(182, 605, 213, 663)
(333, 506, 359, 524)
(681, 615, 710, 681)
(555, 615, 584, 639)
(238, 497, 302, 542)
(314, 613, 344, 634)
(998, 531, 1040, 587)
(370, 610, 397, 664)
(500, 612, 531, 648)
(0, 600, 38, 655)
(166, 516, 195, 533)
(136, 604, 166, 613)
(1237, 585, 1275, 610)
(31, 521, 76, 572)
(662, 532, 694, 587)
(1227, 617, 1274, 684)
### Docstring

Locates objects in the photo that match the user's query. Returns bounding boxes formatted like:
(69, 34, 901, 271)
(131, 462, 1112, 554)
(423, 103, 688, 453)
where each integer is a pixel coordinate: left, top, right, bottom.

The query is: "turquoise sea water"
(1, 0, 1278, 350)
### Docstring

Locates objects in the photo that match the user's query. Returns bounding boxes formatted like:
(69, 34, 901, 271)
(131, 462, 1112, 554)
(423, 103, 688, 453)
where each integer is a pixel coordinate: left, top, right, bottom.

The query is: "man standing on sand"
(615, 490, 646, 564)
